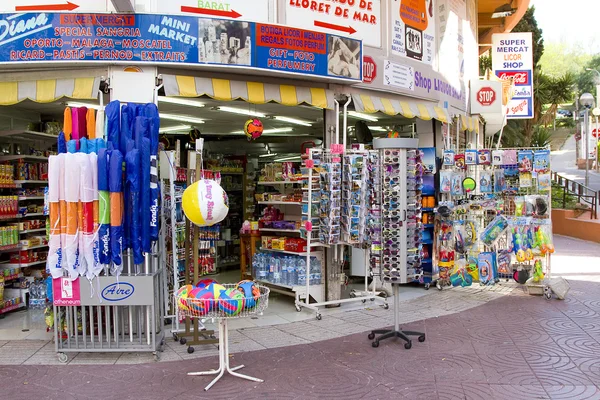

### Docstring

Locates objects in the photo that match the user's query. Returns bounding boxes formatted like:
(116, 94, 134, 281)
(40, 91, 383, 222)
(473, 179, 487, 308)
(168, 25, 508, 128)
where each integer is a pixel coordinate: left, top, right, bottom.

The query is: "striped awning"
(163, 75, 334, 109)
(0, 77, 101, 106)
(460, 115, 480, 133)
(351, 94, 451, 123)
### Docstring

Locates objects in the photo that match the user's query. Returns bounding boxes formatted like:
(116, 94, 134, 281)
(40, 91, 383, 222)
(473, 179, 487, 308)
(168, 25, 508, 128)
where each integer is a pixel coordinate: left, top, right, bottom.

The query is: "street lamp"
(585, 68, 600, 107)
(579, 92, 595, 187)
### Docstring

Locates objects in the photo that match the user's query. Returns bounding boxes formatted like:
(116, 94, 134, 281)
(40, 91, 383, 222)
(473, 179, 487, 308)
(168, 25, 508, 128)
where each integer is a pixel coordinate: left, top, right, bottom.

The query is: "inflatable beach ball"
(187, 287, 213, 315)
(236, 280, 260, 309)
(182, 179, 229, 226)
(196, 278, 217, 289)
(218, 288, 246, 316)
(176, 284, 194, 311)
(244, 119, 263, 141)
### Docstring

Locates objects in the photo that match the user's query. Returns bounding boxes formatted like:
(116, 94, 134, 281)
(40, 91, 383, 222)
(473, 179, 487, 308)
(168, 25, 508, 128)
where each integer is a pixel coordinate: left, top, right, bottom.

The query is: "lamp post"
(579, 92, 595, 187)
(594, 107, 600, 172)
(586, 68, 600, 110)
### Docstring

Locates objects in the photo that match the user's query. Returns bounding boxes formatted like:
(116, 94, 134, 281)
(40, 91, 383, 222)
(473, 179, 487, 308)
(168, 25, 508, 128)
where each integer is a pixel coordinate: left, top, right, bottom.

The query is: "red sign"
(593, 128, 598, 139)
(16, 1, 79, 11)
(363, 56, 376, 83)
(497, 71, 530, 85)
(476, 87, 496, 106)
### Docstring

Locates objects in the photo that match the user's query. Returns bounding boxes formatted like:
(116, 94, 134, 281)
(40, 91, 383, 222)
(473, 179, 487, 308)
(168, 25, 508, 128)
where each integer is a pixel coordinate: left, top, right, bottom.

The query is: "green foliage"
(540, 42, 592, 78)
(577, 54, 600, 96)
(479, 52, 492, 76)
(512, 6, 544, 66)
(530, 126, 553, 147)
(551, 183, 578, 210)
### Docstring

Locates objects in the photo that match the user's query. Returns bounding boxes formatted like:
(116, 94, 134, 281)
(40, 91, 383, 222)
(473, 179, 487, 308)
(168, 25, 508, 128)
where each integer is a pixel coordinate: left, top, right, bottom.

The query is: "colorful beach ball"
(187, 287, 213, 315)
(206, 282, 226, 299)
(218, 288, 246, 316)
(244, 118, 263, 141)
(196, 278, 217, 289)
(176, 284, 193, 311)
(182, 179, 229, 227)
(236, 280, 260, 309)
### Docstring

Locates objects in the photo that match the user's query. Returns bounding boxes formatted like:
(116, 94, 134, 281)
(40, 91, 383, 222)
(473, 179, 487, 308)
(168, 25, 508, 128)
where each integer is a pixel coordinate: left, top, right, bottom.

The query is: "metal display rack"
(296, 148, 388, 320)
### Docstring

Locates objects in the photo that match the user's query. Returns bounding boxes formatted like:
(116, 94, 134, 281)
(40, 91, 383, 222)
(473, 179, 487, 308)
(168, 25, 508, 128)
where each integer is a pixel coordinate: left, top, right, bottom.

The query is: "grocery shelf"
(0, 302, 26, 315)
(257, 201, 302, 206)
(18, 213, 44, 218)
(21, 244, 48, 251)
(0, 244, 20, 253)
(0, 130, 58, 142)
(259, 228, 302, 233)
(2, 260, 46, 268)
(259, 247, 308, 256)
(20, 228, 46, 234)
(257, 181, 303, 185)
(0, 214, 19, 220)
(0, 155, 47, 162)
(1, 273, 22, 282)
(18, 196, 45, 200)
(14, 180, 48, 185)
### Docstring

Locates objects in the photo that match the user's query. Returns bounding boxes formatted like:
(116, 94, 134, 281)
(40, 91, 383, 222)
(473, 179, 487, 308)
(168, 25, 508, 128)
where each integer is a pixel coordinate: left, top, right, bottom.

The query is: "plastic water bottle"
(258, 254, 267, 281)
(288, 259, 297, 286)
(311, 258, 322, 285)
(268, 255, 275, 282)
(273, 256, 281, 284)
(281, 257, 289, 286)
(297, 258, 307, 286)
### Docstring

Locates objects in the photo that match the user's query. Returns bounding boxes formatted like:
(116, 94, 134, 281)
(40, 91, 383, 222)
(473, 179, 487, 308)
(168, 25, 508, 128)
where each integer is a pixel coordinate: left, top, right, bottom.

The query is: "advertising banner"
(285, 0, 381, 48)
(492, 32, 534, 119)
(0, 12, 362, 81)
(390, 0, 436, 65)
(155, 0, 271, 22)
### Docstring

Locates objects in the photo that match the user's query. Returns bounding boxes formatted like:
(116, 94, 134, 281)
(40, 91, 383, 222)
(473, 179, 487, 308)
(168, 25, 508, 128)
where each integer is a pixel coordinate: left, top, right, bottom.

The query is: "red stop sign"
(477, 87, 496, 106)
(362, 56, 376, 83)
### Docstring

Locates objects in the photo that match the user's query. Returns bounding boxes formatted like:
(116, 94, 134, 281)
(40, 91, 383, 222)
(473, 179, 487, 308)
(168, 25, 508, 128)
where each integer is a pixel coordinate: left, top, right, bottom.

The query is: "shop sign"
(0, 12, 362, 82)
(383, 59, 414, 90)
(362, 55, 376, 83)
(390, 0, 436, 65)
(470, 80, 501, 115)
(285, 0, 381, 48)
(492, 32, 534, 119)
(0, 0, 109, 13)
(155, 0, 271, 22)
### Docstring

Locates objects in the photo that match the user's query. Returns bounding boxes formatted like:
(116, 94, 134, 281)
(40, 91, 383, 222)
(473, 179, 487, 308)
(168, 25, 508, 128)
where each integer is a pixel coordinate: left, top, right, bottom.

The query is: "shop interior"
(0, 88, 427, 338)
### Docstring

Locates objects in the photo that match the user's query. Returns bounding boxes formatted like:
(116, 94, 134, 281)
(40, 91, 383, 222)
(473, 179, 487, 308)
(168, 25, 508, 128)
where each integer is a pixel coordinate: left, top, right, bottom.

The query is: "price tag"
(330, 144, 344, 154)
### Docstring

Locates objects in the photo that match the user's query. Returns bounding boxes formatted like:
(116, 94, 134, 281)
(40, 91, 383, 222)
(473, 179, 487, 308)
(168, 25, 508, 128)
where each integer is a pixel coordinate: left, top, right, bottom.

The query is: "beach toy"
(176, 284, 194, 311)
(182, 179, 229, 227)
(236, 280, 260, 309)
(188, 287, 213, 315)
(196, 278, 217, 289)
(218, 288, 245, 316)
(207, 282, 226, 299)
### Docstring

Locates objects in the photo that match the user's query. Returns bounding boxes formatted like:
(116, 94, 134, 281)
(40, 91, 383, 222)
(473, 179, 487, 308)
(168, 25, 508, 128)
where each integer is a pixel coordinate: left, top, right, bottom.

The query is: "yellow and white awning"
(0, 77, 101, 106)
(162, 75, 334, 109)
(459, 115, 480, 133)
(351, 94, 451, 123)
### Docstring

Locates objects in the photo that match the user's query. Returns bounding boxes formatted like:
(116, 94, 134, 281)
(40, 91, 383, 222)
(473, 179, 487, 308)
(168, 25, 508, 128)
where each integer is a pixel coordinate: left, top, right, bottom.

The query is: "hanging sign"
(285, 0, 381, 47)
(390, 0, 436, 65)
(0, 12, 363, 81)
(155, 0, 271, 22)
(492, 32, 534, 119)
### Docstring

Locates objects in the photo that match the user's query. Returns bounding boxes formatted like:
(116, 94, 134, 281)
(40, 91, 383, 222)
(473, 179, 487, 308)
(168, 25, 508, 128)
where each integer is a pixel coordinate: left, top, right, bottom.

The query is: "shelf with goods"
(418, 148, 439, 288)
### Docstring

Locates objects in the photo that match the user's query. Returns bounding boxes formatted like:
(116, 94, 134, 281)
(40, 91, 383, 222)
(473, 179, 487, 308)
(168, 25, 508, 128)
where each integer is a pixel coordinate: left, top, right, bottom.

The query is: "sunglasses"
(383, 256, 400, 263)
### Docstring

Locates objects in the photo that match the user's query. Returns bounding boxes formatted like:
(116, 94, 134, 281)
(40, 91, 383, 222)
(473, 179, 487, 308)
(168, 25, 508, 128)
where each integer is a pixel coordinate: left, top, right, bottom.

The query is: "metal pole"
(586, 108, 590, 187)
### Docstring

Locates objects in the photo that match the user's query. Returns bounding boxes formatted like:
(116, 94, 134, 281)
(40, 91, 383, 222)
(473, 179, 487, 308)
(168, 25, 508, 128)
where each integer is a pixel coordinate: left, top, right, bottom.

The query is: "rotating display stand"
(368, 138, 425, 349)
(176, 284, 270, 391)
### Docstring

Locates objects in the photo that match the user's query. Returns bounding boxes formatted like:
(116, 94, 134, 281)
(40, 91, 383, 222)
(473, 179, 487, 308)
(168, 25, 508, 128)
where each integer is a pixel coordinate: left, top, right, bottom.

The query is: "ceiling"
(478, 0, 531, 54)
(0, 96, 414, 159)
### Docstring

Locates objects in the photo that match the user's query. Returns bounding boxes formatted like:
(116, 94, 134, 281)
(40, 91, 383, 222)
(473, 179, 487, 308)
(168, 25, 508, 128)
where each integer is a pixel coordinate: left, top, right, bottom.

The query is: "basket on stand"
(175, 284, 270, 391)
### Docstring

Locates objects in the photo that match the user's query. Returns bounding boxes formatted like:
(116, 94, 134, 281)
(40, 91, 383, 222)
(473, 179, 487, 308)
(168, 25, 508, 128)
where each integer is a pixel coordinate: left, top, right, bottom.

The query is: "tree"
(577, 54, 600, 96)
(512, 6, 544, 66)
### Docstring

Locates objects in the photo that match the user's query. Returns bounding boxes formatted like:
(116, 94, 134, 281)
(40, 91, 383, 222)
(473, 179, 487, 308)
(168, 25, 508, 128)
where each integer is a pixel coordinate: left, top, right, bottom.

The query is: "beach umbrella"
(63, 107, 72, 141)
(126, 149, 143, 265)
(47, 155, 63, 279)
(57, 132, 67, 154)
(64, 153, 81, 280)
(105, 100, 120, 149)
(144, 104, 160, 241)
(87, 108, 96, 139)
(86, 152, 101, 281)
(109, 150, 124, 272)
(96, 108, 105, 141)
(77, 153, 95, 278)
(97, 148, 111, 266)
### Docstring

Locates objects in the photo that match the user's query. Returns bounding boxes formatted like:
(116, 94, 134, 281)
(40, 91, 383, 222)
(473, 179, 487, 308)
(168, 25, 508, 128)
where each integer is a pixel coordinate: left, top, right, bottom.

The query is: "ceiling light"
(159, 125, 191, 133)
(159, 113, 205, 124)
(157, 97, 205, 107)
(274, 155, 302, 162)
(273, 116, 312, 126)
(348, 111, 378, 122)
(217, 106, 267, 118)
(370, 126, 388, 132)
(230, 127, 293, 134)
(491, 3, 515, 18)
(259, 153, 278, 158)
(66, 102, 102, 110)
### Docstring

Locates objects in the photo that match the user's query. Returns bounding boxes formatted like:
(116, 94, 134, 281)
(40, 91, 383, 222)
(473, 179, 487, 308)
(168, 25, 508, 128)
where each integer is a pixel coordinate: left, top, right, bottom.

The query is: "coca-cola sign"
(497, 71, 530, 85)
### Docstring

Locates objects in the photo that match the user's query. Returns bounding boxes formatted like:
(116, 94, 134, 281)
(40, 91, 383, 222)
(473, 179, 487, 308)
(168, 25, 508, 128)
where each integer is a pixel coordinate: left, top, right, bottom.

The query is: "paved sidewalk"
(1, 277, 600, 399)
(552, 134, 600, 191)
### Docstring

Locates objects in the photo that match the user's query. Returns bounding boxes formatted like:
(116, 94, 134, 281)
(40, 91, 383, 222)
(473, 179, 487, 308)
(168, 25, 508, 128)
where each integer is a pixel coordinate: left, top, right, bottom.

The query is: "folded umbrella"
(97, 148, 111, 266)
(144, 104, 160, 241)
(95, 108, 105, 141)
(77, 153, 95, 278)
(109, 150, 124, 272)
(47, 155, 63, 279)
(86, 108, 96, 139)
(126, 149, 143, 265)
(63, 107, 72, 141)
(57, 132, 67, 154)
(105, 101, 120, 149)
(64, 153, 81, 280)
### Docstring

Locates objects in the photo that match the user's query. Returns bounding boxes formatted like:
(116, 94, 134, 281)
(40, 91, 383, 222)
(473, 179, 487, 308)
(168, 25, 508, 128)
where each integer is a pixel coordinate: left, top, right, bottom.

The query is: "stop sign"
(477, 87, 496, 106)
(362, 56, 376, 83)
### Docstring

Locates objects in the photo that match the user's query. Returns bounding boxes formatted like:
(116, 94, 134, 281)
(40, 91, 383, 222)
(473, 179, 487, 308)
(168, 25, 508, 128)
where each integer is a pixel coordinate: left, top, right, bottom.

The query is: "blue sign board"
(0, 12, 362, 81)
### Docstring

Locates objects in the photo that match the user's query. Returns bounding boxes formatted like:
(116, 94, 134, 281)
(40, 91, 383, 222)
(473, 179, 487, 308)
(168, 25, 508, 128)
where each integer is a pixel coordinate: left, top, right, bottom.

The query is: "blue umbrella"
(144, 104, 160, 241)
(133, 116, 152, 253)
(109, 150, 124, 268)
(58, 132, 67, 154)
(105, 100, 120, 150)
(98, 148, 110, 265)
(126, 149, 143, 265)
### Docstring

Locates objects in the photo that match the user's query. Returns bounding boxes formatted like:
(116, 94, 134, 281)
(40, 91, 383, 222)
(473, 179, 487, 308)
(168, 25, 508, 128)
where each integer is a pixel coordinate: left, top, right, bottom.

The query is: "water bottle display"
(252, 252, 320, 287)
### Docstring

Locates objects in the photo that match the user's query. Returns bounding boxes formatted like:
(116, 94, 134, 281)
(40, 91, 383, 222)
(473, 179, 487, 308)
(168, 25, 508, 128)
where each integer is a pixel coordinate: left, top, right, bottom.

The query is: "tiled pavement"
(0, 235, 600, 399)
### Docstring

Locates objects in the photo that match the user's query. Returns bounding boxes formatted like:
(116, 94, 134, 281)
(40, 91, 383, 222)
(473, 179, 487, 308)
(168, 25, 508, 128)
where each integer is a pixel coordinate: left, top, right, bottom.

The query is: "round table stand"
(188, 318, 263, 391)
